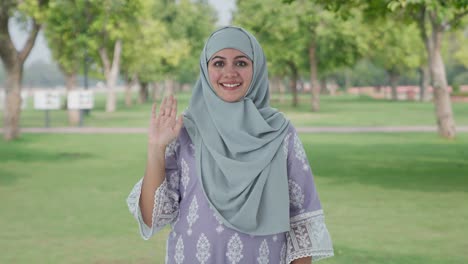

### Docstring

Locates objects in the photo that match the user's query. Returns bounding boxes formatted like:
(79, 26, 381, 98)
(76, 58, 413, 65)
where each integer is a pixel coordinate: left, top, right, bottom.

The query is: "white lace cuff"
(286, 210, 334, 263)
(126, 179, 179, 240)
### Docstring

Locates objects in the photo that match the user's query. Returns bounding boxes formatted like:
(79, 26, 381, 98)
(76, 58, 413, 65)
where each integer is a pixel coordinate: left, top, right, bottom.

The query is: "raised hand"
(148, 95, 183, 148)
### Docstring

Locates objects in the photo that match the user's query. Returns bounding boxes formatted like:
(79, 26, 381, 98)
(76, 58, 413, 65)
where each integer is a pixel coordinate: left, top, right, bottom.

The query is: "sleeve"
(284, 125, 334, 263)
(126, 139, 181, 240)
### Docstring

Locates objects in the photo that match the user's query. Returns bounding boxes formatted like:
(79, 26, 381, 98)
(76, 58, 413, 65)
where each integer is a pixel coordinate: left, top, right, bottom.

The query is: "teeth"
(222, 83, 240, 88)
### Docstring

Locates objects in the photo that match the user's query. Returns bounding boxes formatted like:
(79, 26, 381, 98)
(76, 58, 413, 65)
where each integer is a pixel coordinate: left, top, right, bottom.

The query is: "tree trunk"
(125, 74, 137, 107)
(430, 30, 456, 138)
(3, 65, 23, 140)
(288, 63, 298, 107)
(64, 72, 80, 126)
(418, 9, 456, 138)
(389, 70, 399, 101)
(165, 79, 174, 96)
(152, 82, 162, 102)
(344, 68, 351, 91)
(278, 77, 286, 104)
(320, 78, 327, 95)
(139, 82, 149, 103)
(309, 41, 320, 112)
(427, 13, 456, 138)
(418, 65, 430, 102)
(0, 14, 41, 140)
(99, 40, 122, 113)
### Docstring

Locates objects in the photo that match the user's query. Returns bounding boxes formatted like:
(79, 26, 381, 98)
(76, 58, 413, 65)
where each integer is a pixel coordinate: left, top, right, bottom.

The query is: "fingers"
(171, 96, 177, 118)
(151, 102, 157, 118)
(165, 95, 174, 117)
(157, 95, 179, 120)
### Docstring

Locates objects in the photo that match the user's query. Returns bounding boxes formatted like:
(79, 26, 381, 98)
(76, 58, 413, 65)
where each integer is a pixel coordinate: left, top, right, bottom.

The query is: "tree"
(366, 19, 423, 100)
(390, 0, 467, 138)
(236, 0, 365, 110)
(85, 0, 143, 112)
(44, 0, 90, 125)
(295, 0, 468, 138)
(0, 0, 49, 140)
(150, 0, 216, 93)
(235, 0, 307, 107)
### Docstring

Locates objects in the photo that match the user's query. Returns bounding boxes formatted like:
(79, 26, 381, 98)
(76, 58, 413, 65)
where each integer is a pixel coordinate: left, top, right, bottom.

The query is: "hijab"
(183, 26, 290, 235)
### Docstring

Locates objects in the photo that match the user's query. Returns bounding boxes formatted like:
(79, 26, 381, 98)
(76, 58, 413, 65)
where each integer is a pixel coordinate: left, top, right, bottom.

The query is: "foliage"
(365, 18, 424, 82)
(44, 0, 89, 75)
(235, 0, 366, 78)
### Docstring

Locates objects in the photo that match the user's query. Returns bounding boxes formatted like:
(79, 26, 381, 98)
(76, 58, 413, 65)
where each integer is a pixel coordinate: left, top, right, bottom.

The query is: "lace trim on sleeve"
(126, 179, 179, 240)
(286, 210, 334, 263)
(127, 178, 144, 221)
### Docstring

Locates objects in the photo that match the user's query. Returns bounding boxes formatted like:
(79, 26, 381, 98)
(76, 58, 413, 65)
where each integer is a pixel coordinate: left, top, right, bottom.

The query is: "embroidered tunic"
(127, 125, 334, 263)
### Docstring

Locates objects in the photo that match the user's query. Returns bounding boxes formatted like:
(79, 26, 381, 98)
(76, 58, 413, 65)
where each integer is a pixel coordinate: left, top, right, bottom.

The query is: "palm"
(148, 95, 183, 147)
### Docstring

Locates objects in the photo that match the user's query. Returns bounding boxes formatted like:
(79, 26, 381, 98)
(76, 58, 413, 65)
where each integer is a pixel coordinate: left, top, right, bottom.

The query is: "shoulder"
(177, 125, 192, 147)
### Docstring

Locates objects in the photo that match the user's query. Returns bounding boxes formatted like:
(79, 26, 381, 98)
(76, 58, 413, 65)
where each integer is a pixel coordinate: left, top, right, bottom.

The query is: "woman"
(127, 26, 334, 264)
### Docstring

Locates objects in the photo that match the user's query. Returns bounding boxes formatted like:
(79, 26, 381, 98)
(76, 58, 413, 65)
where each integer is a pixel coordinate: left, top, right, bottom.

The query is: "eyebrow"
(210, 55, 250, 61)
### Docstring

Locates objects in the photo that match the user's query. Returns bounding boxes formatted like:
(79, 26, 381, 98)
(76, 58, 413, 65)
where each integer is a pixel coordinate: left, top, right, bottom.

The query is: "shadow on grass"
(306, 136, 468, 193)
(0, 137, 95, 186)
(0, 168, 24, 186)
(0, 146, 94, 163)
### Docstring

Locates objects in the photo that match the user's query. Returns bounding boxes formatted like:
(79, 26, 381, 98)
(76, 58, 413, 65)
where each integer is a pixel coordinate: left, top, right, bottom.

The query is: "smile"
(220, 83, 241, 89)
(221, 83, 241, 88)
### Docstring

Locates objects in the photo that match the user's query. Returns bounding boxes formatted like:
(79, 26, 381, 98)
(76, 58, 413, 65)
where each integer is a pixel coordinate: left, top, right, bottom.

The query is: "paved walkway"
(2, 126, 467, 134)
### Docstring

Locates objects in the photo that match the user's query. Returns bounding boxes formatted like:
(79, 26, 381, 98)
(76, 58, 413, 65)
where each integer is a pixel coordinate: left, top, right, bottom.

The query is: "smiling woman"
(208, 48, 253, 102)
(127, 26, 334, 264)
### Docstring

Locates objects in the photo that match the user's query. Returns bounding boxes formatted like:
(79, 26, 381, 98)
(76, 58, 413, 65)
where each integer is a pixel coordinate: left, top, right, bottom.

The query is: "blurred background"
(1, 0, 467, 263)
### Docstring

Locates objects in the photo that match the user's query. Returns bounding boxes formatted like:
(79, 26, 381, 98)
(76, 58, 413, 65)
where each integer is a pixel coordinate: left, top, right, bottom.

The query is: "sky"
(9, 0, 235, 66)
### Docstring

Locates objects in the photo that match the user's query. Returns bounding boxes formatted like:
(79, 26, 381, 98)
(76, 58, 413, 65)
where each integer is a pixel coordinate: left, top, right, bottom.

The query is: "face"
(208, 48, 253, 102)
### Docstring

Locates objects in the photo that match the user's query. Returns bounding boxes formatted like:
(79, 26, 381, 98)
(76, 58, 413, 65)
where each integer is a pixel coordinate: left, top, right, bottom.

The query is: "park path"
(1, 126, 468, 134)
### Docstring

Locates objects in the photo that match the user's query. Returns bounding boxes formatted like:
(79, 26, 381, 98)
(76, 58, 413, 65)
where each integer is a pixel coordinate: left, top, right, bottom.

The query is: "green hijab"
(183, 26, 290, 235)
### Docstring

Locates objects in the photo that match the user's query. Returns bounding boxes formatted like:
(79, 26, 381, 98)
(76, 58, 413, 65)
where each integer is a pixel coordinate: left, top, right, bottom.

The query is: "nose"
(222, 64, 239, 78)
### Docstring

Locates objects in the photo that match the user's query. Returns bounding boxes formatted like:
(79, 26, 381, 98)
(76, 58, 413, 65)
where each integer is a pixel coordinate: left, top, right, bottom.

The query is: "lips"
(220, 82, 241, 90)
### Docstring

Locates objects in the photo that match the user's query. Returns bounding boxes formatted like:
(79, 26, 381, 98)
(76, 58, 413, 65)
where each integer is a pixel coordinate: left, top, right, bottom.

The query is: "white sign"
(34, 90, 61, 110)
(68, 90, 94, 109)
(0, 90, 28, 110)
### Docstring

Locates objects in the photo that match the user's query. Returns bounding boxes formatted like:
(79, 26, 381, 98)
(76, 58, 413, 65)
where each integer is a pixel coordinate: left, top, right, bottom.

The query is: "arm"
(292, 257, 312, 264)
(139, 95, 183, 227)
(286, 126, 334, 263)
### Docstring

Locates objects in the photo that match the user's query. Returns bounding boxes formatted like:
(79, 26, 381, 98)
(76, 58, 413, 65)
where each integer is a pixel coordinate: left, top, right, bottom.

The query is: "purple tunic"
(127, 125, 334, 264)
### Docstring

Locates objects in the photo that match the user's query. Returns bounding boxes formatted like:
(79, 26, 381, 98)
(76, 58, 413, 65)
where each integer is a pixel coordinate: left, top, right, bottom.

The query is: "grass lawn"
(8, 92, 468, 128)
(1, 133, 467, 263)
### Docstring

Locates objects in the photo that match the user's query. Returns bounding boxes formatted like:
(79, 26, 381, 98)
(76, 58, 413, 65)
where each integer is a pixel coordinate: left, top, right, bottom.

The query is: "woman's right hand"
(148, 95, 184, 149)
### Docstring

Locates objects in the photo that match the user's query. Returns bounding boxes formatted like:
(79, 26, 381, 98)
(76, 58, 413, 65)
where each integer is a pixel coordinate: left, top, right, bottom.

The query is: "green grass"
(1, 133, 467, 263)
(7, 92, 468, 128)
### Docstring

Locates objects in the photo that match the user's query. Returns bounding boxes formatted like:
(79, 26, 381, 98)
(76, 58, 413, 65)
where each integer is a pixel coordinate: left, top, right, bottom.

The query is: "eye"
(212, 60, 224, 67)
(235, 60, 249, 67)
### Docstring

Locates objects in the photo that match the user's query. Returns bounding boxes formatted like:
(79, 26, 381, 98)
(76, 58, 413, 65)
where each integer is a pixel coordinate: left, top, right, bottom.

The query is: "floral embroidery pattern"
(187, 195, 199, 236)
(286, 210, 334, 263)
(226, 233, 244, 264)
(196, 233, 211, 264)
(288, 179, 304, 213)
(189, 143, 196, 156)
(165, 139, 180, 158)
(283, 132, 291, 157)
(175, 235, 184, 264)
(153, 181, 180, 230)
(213, 212, 225, 234)
(293, 133, 309, 171)
(168, 171, 180, 190)
(181, 158, 189, 196)
(279, 243, 286, 264)
(257, 239, 270, 264)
